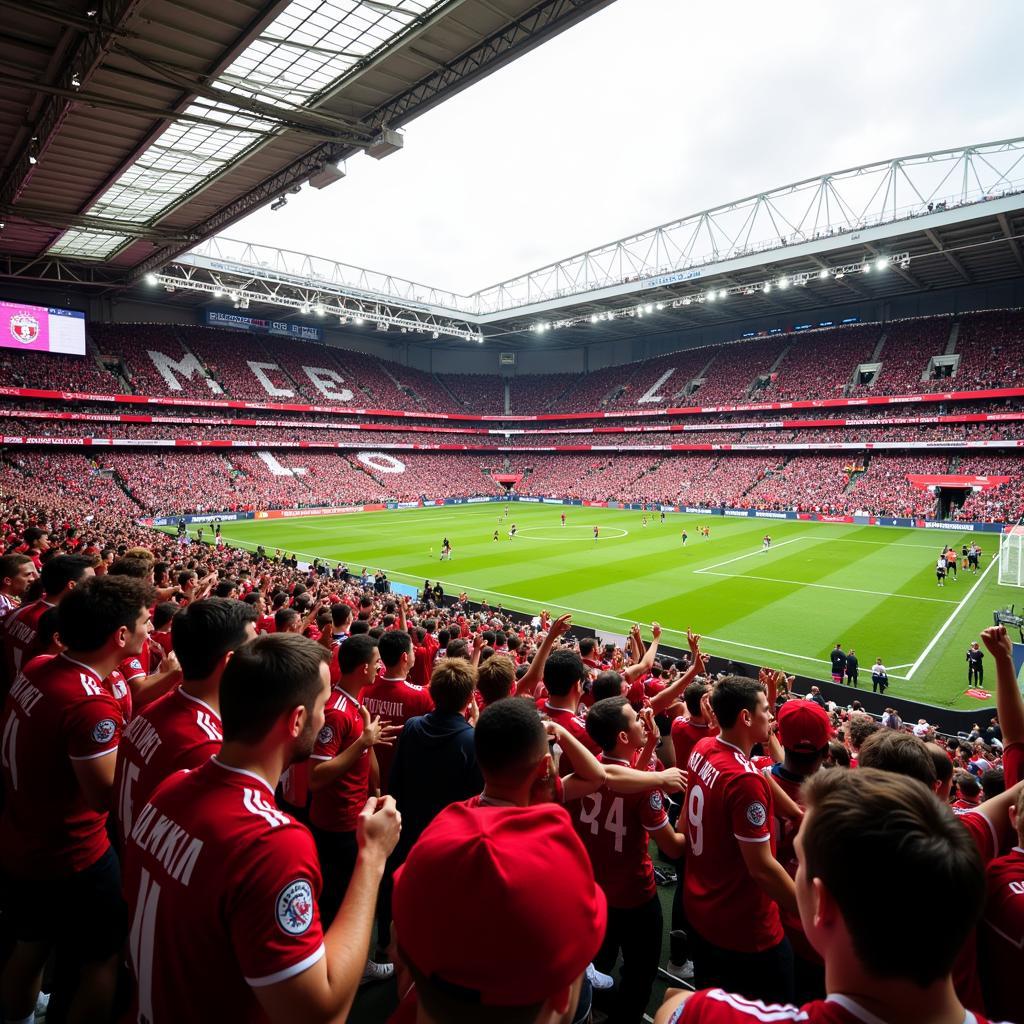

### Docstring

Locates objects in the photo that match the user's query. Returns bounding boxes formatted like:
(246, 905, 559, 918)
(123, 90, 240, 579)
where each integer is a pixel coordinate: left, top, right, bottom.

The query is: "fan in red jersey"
(122, 633, 401, 1024)
(568, 697, 687, 1023)
(536, 647, 602, 774)
(682, 676, 802, 1005)
(858, 726, 1024, 1014)
(0, 575, 153, 1024)
(980, 784, 1024, 1021)
(360, 629, 433, 793)
(113, 597, 258, 847)
(0, 552, 37, 623)
(309, 633, 400, 949)
(0, 553, 94, 693)
(655, 769, 1011, 1024)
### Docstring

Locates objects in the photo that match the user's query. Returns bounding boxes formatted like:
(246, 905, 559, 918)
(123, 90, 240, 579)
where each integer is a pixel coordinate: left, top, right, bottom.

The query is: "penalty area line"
(904, 555, 998, 680)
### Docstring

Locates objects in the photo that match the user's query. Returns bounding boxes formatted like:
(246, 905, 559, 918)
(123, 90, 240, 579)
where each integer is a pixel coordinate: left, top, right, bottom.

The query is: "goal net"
(999, 521, 1024, 588)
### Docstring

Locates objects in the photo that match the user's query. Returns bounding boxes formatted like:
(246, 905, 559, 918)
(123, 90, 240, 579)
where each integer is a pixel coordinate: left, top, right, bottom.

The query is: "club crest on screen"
(10, 314, 40, 345)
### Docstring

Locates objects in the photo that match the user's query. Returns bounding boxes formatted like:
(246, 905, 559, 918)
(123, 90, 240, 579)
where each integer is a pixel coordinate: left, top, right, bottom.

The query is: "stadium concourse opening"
(2, 1, 1024, 1022)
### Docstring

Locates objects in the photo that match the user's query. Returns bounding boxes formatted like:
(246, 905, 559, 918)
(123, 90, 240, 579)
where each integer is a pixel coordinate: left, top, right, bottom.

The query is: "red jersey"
(123, 758, 325, 1024)
(326, 634, 348, 686)
(662, 989, 1008, 1024)
(671, 717, 718, 773)
(309, 687, 369, 832)
(1003, 741, 1023, 788)
(568, 754, 669, 908)
(683, 736, 783, 952)
(358, 677, 433, 793)
(105, 669, 133, 724)
(0, 653, 121, 878)
(1, 597, 53, 688)
(537, 699, 600, 775)
(980, 846, 1024, 1022)
(113, 686, 222, 847)
(255, 614, 276, 635)
(151, 628, 174, 655)
(409, 635, 438, 688)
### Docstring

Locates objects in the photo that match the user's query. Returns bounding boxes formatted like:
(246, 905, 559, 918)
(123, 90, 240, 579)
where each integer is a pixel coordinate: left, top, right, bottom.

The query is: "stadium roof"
(0, 0, 613, 282)
(146, 136, 1024, 345)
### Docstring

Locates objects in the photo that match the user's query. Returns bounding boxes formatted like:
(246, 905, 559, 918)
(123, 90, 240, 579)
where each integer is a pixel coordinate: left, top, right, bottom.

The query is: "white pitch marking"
(695, 571, 960, 605)
(693, 537, 804, 573)
(904, 556, 999, 680)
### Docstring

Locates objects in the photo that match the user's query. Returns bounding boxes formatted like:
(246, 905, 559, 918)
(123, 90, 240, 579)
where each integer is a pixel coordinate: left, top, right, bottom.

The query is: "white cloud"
(225, 0, 1024, 292)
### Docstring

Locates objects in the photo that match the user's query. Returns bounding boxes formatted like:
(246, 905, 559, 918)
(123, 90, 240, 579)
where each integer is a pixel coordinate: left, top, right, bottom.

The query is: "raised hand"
(980, 625, 1012, 659)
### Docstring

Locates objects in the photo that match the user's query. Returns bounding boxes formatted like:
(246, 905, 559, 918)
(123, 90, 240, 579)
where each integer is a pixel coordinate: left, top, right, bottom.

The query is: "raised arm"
(649, 628, 704, 714)
(516, 613, 572, 696)
(622, 622, 661, 684)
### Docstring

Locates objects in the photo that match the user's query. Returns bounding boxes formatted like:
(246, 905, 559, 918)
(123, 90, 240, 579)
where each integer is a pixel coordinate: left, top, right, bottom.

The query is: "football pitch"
(177, 505, 1018, 711)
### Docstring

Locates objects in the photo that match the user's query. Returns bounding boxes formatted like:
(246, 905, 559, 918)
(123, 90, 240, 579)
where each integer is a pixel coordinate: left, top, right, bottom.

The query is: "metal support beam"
(0, 203, 196, 243)
(0, 0, 145, 212)
(923, 228, 973, 283)
(996, 213, 1024, 271)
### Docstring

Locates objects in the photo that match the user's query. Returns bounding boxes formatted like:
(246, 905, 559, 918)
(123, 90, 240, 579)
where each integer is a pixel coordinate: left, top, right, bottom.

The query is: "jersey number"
(129, 868, 161, 1024)
(687, 786, 705, 857)
(578, 792, 627, 853)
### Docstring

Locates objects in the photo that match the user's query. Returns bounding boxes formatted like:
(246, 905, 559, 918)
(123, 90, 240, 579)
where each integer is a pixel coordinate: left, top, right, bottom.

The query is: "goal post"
(999, 520, 1024, 588)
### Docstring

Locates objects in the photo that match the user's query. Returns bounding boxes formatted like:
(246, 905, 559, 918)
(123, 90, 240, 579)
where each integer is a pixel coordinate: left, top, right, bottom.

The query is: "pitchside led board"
(0, 300, 86, 356)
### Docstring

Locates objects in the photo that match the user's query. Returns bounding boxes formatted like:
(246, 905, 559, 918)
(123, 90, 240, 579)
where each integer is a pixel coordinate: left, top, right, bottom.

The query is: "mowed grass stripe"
(176, 505, 1007, 709)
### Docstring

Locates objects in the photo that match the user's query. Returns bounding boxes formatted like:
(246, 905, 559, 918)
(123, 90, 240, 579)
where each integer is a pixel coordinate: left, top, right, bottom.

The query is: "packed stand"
(765, 324, 881, 401)
(953, 308, 1024, 391)
(0, 343, 118, 394)
(743, 454, 861, 512)
(953, 454, 1024, 523)
(847, 453, 951, 517)
(691, 336, 789, 405)
(859, 316, 953, 394)
(605, 348, 711, 410)
(436, 373, 506, 413)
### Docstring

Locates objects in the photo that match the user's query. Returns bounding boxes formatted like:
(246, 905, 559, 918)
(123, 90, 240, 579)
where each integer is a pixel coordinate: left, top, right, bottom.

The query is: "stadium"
(0, 2, 1022, 1023)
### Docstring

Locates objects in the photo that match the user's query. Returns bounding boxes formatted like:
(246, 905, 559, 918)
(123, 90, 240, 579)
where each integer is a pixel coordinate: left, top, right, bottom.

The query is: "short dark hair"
(858, 731, 936, 788)
(684, 680, 709, 717)
(152, 601, 180, 630)
(220, 634, 328, 745)
(591, 670, 625, 703)
(430, 658, 476, 714)
(337, 633, 378, 676)
(378, 630, 412, 669)
(212, 580, 238, 598)
(41, 554, 94, 597)
(172, 598, 258, 680)
(801, 768, 984, 986)
(542, 648, 587, 697)
(349, 619, 370, 636)
(925, 742, 954, 787)
(476, 655, 515, 705)
(331, 603, 352, 627)
(955, 771, 981, 799)
(275, 607, 300, 631)
(475, 699, 546, 780)
(585, 696, 631, 753)
(0, 553, 32, 583)
(981, 766, 1005, 801)
(57, 575, 155, 652)
(710, 676, 766, 729)
(578, 637, 598, 658)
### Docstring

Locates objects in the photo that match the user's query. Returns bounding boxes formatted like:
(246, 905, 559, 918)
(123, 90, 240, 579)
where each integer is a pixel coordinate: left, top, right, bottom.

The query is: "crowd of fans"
(0, 482, 1019, 1024)
(765, 324, 881, 401)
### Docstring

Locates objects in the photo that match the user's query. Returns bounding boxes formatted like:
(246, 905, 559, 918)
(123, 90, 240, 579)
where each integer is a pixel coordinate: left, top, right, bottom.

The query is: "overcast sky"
(225, 0, 1024, 295)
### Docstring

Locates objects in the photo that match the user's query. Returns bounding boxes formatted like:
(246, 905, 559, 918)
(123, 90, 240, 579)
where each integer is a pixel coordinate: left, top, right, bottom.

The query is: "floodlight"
(818, 268, 829, 279)
(763, 282, 772, 293)
(644, 304, 653, 313)
(432, 331, 439, 339)
(778, 278, 789, 290)
(213, 288, 223, 297)
(682, 297, 692, 305)
(875, 257, 889, 270)
(354, 315, 364, 324)
(863, 263, 871, 273)
(270, 196, 287, 211)
(718, 289, 727, 300)
(144, 273, 157, 285)
(590, 314, 598, 323)
(706, 291, 716, 302)
(656, 302, 665, 310)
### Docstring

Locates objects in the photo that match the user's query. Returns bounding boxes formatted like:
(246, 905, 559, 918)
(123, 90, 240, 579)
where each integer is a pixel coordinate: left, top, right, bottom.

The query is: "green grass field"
(177, 505, 1019, 710)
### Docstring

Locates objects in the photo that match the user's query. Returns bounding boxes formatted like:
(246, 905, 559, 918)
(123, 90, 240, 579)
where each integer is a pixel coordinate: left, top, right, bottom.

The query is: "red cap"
(393, 801, 606, 1007)
(777, 700, 834, 752)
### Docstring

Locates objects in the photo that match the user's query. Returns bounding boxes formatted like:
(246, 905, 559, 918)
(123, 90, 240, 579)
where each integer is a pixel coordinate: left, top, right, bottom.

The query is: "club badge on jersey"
(276, 879, 315, 935)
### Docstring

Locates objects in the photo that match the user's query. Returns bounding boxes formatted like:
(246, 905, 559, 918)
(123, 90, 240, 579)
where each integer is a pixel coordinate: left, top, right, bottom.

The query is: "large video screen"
(0, 300, 86, 356)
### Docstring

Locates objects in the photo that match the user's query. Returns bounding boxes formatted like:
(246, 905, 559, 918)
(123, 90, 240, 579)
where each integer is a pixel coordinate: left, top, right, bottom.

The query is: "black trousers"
(968, 665, 984, 685)
(690, 927, 794, 1006)
(872, 677, 887, 693)
(594, 894, 663, 1024)
(311, 826, 358, 927)
(847, 668, 858, 687)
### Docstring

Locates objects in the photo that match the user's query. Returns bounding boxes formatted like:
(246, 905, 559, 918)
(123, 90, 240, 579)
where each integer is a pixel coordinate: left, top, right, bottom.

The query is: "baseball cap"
(777, 699, 833, 752)
(393, 801, 607, 1007)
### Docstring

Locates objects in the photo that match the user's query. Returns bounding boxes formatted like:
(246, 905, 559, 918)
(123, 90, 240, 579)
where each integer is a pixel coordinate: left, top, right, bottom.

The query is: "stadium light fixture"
(144, 273, 157, 285)
(682, 297, 692, 305)
(432, 331, 439, 339)
(644, 304, 653, 313)
(213, 287, 223, 297)
(314, 303, 325, 315)
(590, 314, 598, 323)
(717, 289, 727, 300)
(763, 282, 772, 293)
(270, 196, 287, 211)
(778, 278, 789, 290)
(818, 268, 830, 279)
(71, 71, 81, 90)
(862, 262, 872, 273)
(706, 290, 716, 302)
(354, 316, 364, 324)
(875, 256, 889, 270)
(477, 335, 484, 343)
(656, 302, 665, 310)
